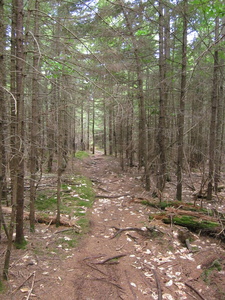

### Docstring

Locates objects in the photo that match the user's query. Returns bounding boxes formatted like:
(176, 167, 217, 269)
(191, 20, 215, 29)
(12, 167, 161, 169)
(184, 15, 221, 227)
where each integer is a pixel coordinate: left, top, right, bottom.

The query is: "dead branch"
(185, 282, 205, 300)
(111, 226, 159, 239)
(91, 277, 123, 290)
(144, 264, 162, 300)
(97, 187, 110, 193)
(95, 254, 126, 264)
(12, 272, 34, 294)
(26, 272, 36, 300)
(152, 270, 162, 300)
(95, 194, 129, 198)
(85, 262, 108, 276)
(125, 270, 137, 300)
(83, 254, 106, 261)
(54, 227, 80, 234)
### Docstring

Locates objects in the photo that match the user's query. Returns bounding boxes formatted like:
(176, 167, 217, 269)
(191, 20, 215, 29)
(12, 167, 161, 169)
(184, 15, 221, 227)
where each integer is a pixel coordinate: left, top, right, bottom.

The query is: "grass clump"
(14, 238, 27, 250)
(57, 235, 78, 249)
(201, 259, 222, 284)
(75, 151, 89, 159)
(36, 194, 57, 211)
(0, 281, 5, 293)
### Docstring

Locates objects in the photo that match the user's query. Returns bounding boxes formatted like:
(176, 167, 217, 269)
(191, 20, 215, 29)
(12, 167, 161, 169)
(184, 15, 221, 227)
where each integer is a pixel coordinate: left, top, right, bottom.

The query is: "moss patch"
(14, 238, 28, 250)
(202, 260, 222, 284)
(143, 200, 208, 213)
(163, 215, 219, 231)
(74, 151, 89, 159)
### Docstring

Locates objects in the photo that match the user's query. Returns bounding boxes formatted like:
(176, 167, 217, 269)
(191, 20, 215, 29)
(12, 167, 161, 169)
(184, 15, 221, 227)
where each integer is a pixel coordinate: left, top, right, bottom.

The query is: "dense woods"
(0, 0, 225, 281)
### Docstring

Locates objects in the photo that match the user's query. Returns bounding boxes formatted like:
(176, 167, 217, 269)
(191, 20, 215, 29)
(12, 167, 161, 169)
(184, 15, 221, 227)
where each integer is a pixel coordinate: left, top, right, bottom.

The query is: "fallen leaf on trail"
(162, 293, 174, 300)
(42, 272, 49, 275)
(165, 279, 173, 287)
(20, 287, 30, 293)
(130, 282, 136, 287)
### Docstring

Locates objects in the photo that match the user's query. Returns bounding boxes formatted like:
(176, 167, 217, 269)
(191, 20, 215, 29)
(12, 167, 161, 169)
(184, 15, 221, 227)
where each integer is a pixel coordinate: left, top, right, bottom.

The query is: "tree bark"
(157, 0, 167, 197)
(176, 0, 188, 201)
(29, 0, 40, 232)
(15, 0, 25, 246)
(207, 17, 219, 200)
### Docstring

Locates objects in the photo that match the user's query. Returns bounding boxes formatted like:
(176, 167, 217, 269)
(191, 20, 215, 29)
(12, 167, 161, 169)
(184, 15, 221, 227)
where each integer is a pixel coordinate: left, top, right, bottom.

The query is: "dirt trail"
(1, 152, 225, 300)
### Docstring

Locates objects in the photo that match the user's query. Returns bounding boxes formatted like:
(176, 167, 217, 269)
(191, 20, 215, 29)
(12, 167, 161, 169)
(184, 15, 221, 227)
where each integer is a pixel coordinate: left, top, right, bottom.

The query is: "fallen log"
(152, 209, 225, 241)
(2, 206, 77, 227)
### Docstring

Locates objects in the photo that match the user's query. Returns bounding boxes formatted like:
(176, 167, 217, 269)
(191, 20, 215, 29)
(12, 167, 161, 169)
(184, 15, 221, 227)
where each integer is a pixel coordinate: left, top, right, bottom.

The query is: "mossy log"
(151, 207, 225, 241)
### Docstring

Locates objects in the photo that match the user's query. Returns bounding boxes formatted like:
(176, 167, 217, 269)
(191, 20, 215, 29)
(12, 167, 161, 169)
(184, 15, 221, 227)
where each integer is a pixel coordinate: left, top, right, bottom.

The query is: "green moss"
(36, 194, 57, 211)
(0, 280, 5, 292)
(143, 200, 209, 214)
(163, 215, 219, 231)
(74, 151, 89, 159)
(57, 236, 78, 249)
(201, 259, 222, 284)
(77, 217, 90, 233)
(14, 238, 27, 249)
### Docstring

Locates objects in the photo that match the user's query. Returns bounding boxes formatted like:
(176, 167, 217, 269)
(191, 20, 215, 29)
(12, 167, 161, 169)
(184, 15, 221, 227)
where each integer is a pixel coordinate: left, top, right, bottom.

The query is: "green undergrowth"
(14, 238, 28, 250)
(201, 259, 222, 284)
(0, 280, 4, 293)
(36, 175, 94, 214)
(143, 200, 210, 214)
(74, 150, 89, 159)
(35, 175, 94, 249)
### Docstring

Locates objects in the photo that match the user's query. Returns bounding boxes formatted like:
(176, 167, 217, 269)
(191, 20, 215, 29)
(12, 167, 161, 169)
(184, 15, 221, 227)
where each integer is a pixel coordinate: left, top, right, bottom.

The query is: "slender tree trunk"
(15, 0, 25, 246)
(207, 17, 219, 200)
(0, 0, 4, 242)
(113, 109, 117, 158)
(108, 103, 113, 155)
(157, 0, 167, 197)
(176, 0, 188, 201)
(3, 0, 18, 279)
(30, 0, 40, 232)
(103, 99, 107, 155)
(87, 96, 90, 151)
(81, 99, 85, 151)
(214, 18, 225, 194)
(92, 96, 95, 154)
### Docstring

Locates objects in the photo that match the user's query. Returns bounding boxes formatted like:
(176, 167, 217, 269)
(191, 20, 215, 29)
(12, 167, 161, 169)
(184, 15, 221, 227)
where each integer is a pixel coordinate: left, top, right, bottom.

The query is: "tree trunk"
(108, 103, 113, 155)
(0, 0, 4, 242)
(176, 0, 188, 201)
(207, 17, 219, 200)
(15, 0, 25, 246)
(92, 96, 95, 154)
(29, 0, 40, 232)
(157, 0, 167, 197)
(214, 18, 225, 194)
(103, 98, 107, 155)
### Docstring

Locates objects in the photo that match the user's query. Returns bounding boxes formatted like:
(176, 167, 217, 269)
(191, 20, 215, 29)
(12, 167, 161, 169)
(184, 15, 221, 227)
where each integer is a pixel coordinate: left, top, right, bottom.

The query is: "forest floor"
(1, 151, 225, 300)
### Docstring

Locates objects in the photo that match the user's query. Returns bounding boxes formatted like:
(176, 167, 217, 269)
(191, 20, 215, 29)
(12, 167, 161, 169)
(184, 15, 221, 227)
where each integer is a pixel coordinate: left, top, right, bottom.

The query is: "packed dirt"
(1, 152, 225, 300)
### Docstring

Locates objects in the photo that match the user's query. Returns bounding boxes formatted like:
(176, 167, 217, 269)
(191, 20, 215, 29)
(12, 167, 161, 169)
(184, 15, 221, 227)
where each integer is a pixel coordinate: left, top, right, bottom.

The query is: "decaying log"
(152, 207, 225, 241)
(2, 206, 77, 227)
(31, 215, 77, 227)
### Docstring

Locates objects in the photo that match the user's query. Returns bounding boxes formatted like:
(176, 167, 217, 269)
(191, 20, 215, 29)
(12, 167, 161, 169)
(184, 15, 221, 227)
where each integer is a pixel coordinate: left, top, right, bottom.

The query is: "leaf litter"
(1, 152, 225, 300)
